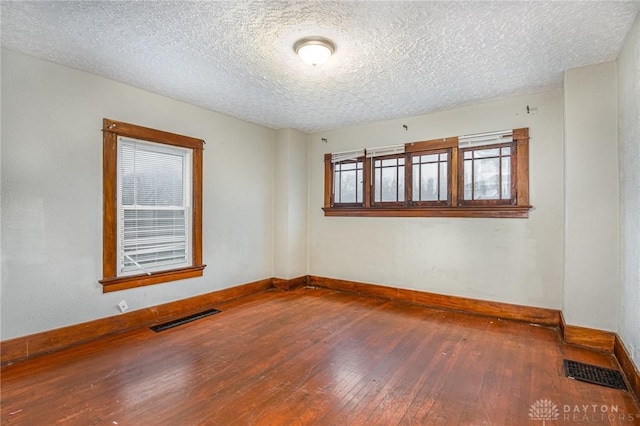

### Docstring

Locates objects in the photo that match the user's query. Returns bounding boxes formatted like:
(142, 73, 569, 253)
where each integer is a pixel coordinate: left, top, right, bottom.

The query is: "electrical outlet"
(117, 300, 129, 313)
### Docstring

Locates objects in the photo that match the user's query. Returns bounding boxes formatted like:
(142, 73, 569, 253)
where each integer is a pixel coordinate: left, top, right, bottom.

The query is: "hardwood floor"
(2, 287, 638, 425)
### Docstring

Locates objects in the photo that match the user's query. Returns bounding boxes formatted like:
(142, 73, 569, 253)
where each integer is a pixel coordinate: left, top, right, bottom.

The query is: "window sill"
(99, 264, 206, 293)
(322, 206, 532, 218)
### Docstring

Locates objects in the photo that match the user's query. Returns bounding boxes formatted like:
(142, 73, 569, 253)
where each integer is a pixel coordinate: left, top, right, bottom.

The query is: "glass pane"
(501, 147, 511, 156)
(412, 156, 419, 164)
(357, 169, 363, 203)
(464, 151, 472, 160)
(398, 166, 405, 202)
(439, 162, 448, 201)
(121, 208, 187, 271)
(412, 164, 419, 199)
(381, 167, 397, 202)
(381, 158, 397, 167)
(501, 157, 511, 199)
(339, 170, 357, 203)
(440, 152, 448, 161)
(420, 163, 438, 201)
(120, 145, 184, 207)
(473, 148, 500, 159)
(464, 160, 472, 199)
(340, 162, 356, 171)
(423, 154, 438, 163)
(473, 157, 500, 199)
(374, 168, 381, 202)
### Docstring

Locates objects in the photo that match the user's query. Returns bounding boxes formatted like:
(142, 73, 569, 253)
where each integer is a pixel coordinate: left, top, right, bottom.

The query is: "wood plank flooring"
(2, 287, 639, 425)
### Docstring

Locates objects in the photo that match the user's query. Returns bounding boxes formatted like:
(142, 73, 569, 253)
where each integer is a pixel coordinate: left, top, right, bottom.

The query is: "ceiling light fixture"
(294, 36, 335, 66)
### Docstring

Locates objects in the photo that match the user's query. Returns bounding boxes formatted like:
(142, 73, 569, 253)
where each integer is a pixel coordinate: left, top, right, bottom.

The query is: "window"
(323, 128, 531, 218)
(410, 149, 450, 205)
(101, 119, 205, 292)
(372, 156, 405, 205)
(326, 149, 365, 207)
(461, 144, 515, 204)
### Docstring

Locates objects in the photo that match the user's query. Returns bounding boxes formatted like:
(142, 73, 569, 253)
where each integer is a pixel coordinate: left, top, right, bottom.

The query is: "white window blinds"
(365, 144, 405, 158)
(117, 137, 192, 276)
(331, 149, 365, 163)
(458, 129, 513, 148)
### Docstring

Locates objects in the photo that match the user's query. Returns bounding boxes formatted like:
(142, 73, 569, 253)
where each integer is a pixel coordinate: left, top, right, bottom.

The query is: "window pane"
(374, 167, 381, 202)
(118, 138, 191, 275)
(340, 162, 356, 171)
(411, 151, 449, 203)
(412, 164, 419, 200)
(398, 167, 405, 202)
(473, 157, 500, 199)
(501, 157, 511, 199)
(439, 161, 448, 201)
(420, 163, 438, 201)
(464, 151, 472, 160)
(374, 156, 404, 203)
(339, 170, 357, 202)
(501, 147, 511, 156)
(381, 167, 397, 202)
(120, 145, 185, 207)
(464, 160, 472, 199)
(334, 160, 363, 204)
(473, 148, 500, 159)
(121, 208, 188, 272)
(357, 169, 363, 203)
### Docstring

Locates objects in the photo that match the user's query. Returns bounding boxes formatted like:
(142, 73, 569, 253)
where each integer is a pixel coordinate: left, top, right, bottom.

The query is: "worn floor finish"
(1, 288, 638, 425)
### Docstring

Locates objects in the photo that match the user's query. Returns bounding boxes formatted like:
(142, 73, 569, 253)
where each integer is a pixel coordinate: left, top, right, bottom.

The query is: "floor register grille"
(563, 359, 627, 391)
(149, 308, 221, 332)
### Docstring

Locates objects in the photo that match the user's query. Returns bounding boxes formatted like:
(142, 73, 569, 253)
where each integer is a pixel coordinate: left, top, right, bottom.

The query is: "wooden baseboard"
(4, 272, 638, 404)
(559, 313, 616, 352)
(1, 278, 273, 366)
(614, 335, 640, 402)
(307, 275, 561, 327)
(273, 276, 308, 291)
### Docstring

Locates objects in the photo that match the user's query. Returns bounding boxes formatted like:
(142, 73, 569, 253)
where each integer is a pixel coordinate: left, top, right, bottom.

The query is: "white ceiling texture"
(2, 1, 639, 133)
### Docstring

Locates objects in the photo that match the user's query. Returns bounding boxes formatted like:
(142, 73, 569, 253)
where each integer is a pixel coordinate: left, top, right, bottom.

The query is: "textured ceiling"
(1, 1, 639, 133)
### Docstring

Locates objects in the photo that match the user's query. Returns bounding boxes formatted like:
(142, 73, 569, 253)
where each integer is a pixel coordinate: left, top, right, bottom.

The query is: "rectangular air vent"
(150, 308, 221, 332)
(563, 359, 627, 390)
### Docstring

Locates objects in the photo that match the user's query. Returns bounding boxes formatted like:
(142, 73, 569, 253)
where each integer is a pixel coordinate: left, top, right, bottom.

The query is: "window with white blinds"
(117, 137, 192, 276)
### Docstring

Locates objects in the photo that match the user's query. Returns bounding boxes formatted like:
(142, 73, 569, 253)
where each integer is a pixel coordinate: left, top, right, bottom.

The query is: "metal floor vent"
(150, 308, 221, 332)
(563, 359, 627, 391)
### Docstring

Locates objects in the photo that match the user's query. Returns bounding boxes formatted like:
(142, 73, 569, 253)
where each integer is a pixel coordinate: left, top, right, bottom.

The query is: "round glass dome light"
(294, 36, 335, 66)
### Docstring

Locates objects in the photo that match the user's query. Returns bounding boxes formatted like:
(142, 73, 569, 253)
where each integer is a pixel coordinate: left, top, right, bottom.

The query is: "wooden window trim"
(323, 128, 531, 219)
(100, 119, 206, 293)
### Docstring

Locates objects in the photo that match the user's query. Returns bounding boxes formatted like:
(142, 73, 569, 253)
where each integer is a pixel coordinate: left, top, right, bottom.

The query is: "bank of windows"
(324, 128, 530, 218)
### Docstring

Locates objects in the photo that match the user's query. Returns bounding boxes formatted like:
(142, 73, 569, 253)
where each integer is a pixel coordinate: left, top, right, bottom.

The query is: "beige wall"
(617, 13, 640, 365)
(308, 91, 565, 309)
(563, 62, 619, 332)
(274, 128, 308, 279)
(1, 49, 275, 339)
